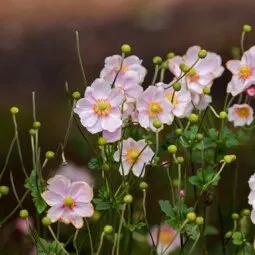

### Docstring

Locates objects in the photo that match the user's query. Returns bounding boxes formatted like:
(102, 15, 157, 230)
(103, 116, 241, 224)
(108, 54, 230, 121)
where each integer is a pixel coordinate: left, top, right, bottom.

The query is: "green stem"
(95, 232, 105, 255)
(9, 171, 21, 207)
(116, 204, 126, 255)
(111, 233, 118, 255)
(151, 65, 159, 85)
(85, 218, 94, 255)
(73, 229, 79, 255)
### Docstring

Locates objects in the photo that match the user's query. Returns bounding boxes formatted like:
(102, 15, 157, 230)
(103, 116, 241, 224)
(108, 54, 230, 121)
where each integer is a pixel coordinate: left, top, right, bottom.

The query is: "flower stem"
(73, 229, 80, 255)
(151, 65, 159, 85)
(85, 218, 94, 255)
(116, 204, 126, 255)
(95, 232, 105, 255)
(111, 233, 118, 255)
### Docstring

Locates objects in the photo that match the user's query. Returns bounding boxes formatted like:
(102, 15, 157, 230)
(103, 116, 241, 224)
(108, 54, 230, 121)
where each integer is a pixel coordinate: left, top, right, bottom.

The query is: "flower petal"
(73, 202, 94, 217)
(41, 191, 63, 206)
(47, 205, 64, 222)
(47, 175, 71, 197)
(70, 182, 93, 203)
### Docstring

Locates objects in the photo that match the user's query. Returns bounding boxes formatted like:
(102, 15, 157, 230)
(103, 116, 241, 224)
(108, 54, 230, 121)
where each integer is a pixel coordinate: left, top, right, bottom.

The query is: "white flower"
(227, 104, 254, 127)
(169, 45, 224, 94)
(113, 138, 154, 177)
(100, 55, 147, 83)
(227, 46, 255, 96)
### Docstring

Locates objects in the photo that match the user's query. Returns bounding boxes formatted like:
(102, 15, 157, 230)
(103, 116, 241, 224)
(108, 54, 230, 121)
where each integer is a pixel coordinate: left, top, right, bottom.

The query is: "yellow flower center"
(187, 68, 200, 82)
(64, 196, 76, 208)
(235, 107, 250, 118)
(165, 93, 178, 106)
(148, 102, 163, 118)
(238, 65, 252, 79)
(126, 148, 140, 164)
(159, 229, 174, 245)
(115, 65, 129, 72)
(93, 99, 112, 116)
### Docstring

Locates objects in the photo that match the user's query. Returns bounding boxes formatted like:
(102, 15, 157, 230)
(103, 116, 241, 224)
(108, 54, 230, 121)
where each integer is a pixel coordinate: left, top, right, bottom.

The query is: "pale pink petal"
(91, 78, 111, 99)
(141, 147, 155, 162)
(226, 60, 241, 74)
(81, 112, 98, 128)
(73, 202, 94, 217)
(86, 117, 103, 134)
(41, 191, 63, 206)
(138, 111, 150, 128)
(70, 214, 84, 229)
(169, 56, 183, 77)
(108, 89, 124, 107)
(70, 182, 93, 203)
(132, 161, 145, 177)
(101, 114, 122, 132)
(124, 55, 142, 65)
(119, 160, 131, 176)
(47, 205, 64, 222)
(103, 128, 121, 143)
(184, 46, 200, 66)
(47, 175, 71, 197)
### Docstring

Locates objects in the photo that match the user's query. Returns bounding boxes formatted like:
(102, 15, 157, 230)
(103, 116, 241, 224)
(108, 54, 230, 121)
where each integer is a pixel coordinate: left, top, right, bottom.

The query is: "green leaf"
(185, 223, 199, 240)
(88, 158, 100, 170)
(208, 128, 219, 141)
(126, 222, 146, 232)
(204, 225, 219, 235)
(25, 169, 47, 214)
(232, 231, 243, 240)
(236, 129, 249, 144)
(159, 200, 173, 217)
(36, 238, 65, 254)
(221, 127, 239, 148)
(93, 198, 111, 210)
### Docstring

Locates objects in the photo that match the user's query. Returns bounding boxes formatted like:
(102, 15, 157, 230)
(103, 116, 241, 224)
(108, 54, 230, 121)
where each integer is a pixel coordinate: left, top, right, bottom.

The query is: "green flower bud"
(161, 61, 169, 69)
(123, 194, 133, 204)
(173, 82, 181, 91)
(198, 49, 207, 59)
(91, 211, 101, 222)
(153, 119, 162, 129)
(45, 151, 55, 159)
(168, 145, 177, 154)
(29, 129, 36, 136)
(33, 121, 41, 129)
(10, 106, 19, 114)
(98, 137, 107, 145)
(219, 111, 227, 119)
(121, 44, 131, 54)
(172, 179, 179, 188)
(196, 133, 204, 141)
(176, 157, 184, 164)
(188, 113, 199, 123)
(225, 231, 233, 239)
(230, 154, 236, 162)
(224, 155, 233, 164)
(139, 182, 148, 190)
(203, 87, 211, 94)
(153, 56, 163, 65)
(19, 209, 29, 219)
(179, 64, 190, 73)
(0, 186, 9, 195)
(103, 225, 113, 234)
(239, 213, 252, 238)
(243, 24, 252, 33)
(196, 216, 204, 225)
(175, 128, 183, 136)
(42, 216, 52, 226)
(72, 91, 81, 100)
(241, 209, 251, 217)
(187, 212, 196, 221)
(232, 213, 239, 220)
(167, 52, 175, 59)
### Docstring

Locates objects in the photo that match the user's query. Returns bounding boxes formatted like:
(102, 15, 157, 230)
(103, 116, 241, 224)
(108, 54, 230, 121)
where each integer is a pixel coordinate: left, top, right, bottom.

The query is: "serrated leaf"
(159, 200, 173, 217)
(37, 238, 65, 254)
(88, 158, 100, 170)
(208, 128, 219, 141)
(93, 198, 111, 210)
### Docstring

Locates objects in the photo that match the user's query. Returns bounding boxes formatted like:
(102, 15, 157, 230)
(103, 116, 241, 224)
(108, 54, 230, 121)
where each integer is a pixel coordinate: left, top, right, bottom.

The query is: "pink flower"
(74, 78, 124, 134)
(56, 163, 94, 186)
(136, 86, 173, 131)
(246, 85, 255, 97)
(227, 46, 255, 96)
(148, 224, 180, 254)
(102, 127, 122, 143)
(114, 72, 143, 102)
(228, 104, 254, 127)
(15, 217, 33, 235)
(113, 138, 154, 177)
(100, 55, 147, 83)
(169, 46, 224, 94)
(191, 93, 212, 110)
(41, 175, 94, 229)
(157, 82, 193, 118)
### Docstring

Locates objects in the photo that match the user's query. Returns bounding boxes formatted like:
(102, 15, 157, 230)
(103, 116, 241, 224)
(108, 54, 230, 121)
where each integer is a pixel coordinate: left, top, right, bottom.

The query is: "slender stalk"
(167, 167, 176, 205)
(111, 233, 118, 255)
(151, 65, 159, 85)
(189, 233, 200, 254)
(73, 229, 80, 255)
(9, 171, 21, 206)
(85, 218, 94, 255)
(155, 129, 159, 156)
(31, 135, 36, 169)
(160, 68, 165, 82)
(241, 31, 245, 53)
(32, 91, 37, 122)
(95, 232, 105, 255)
(116, 204, 126, 255)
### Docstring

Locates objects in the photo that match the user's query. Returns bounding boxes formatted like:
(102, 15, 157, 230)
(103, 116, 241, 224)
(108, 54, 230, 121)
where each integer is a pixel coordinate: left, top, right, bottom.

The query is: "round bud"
(179, 64, 190, 73)
(153, 119, 162, 129)
(153, 56, 163, 65)
(139, 182, 148, 190)
(232, 213, 239, 220)
(91, 211, 101, 222)
(161, 61, 168, 69)
(241, 209, 251, 217)
(230, 154, 236, 162)
(172, 179, 179, 188)
(103, 225, 113, 234)
(19, 209, 29, 219)
(198, 49, 207, 59)
(33, 121, 41, 129)
(45, 151, 55, 159)
(29, 129, 36, 136)
(121, 44, 131, 54)
(196, 133, 204, 141)
(219, 111, 227, 120)
(196, 217, 204, 225)
(123, 194, 133, 204)
(203, 87, 211, 95)
(42, 216, 52, 226)
(102, 164, 110, 172)
(0, 186, 9, 195)
(168, 145, 177, 154)
(188, 113, 199, 123)
(72, 91, 81, 100)
(98, 137, 107, 145)
(175, 128, 183, 136)
(176, 157, 184, 164)
(10, 106, 19, 114)
(243, 24, 252, 33)
(187, 212, 196, 221)
(225, 231, 233, 239)
(179, 189, 186, 198)
(167, 52, 175, 59)
(224, 155, 233, 164)
(173, 82, 181, 91)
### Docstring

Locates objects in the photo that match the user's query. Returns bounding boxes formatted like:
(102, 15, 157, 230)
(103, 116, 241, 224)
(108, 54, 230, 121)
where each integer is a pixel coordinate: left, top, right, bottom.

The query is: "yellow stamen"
(238, 65, 252, 79)
(93, 99, 112, 116)
(165, 93, 178, 106)
(187, 68, 200, 83)
(126, 148, 140, 164)
(159, 229, 174, 245)
(148, 102, 163, 118)
(64, 196, 76, 209)
(235, 107, 250, 118)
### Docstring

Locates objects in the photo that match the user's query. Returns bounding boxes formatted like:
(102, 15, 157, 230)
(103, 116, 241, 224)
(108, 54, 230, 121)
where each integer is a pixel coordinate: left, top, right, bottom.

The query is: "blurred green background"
(1, 0, 255, 254)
